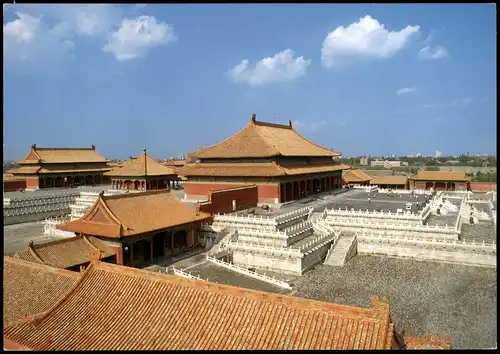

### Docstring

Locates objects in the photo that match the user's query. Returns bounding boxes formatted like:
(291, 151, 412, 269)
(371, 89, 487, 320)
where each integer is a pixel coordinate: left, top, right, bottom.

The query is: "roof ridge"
(253, 119, 293, 130)
(27, 243, 45, 264)
(35, 147, 95, 151)
(82, 236, 102, 258)
(4, 256, 81, 278)
(21, 261, 95, 327)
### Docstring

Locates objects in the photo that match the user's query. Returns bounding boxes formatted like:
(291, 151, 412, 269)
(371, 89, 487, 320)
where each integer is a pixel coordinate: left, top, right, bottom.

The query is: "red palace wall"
(3, 179, 27, 192)
(470, 182, 497, 191)
(25, 177, 39, 189)
(184, 182, 279, 203)
(197, 185, 258, 214)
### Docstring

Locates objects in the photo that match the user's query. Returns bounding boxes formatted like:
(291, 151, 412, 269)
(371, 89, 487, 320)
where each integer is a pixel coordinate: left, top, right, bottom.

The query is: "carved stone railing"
(206, 256, 292, 290)
(356, 232, 496, 255)
(226, 240, 303, 257)
(172, 266, 206, 281)
(325, 207, 420, 219)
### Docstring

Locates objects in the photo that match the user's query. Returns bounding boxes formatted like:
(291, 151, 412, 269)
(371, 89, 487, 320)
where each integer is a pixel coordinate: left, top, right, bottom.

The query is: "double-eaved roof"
(3, 256, 81, 325)
(57, 190, 211, 238)
(16, 144, 108, 164)
(189, 114, 341, 159)
(105, 149, 177, 178)
(3, 260, 395, 350)
(410, 170, 470, 182)
(12, 235, 116, 269)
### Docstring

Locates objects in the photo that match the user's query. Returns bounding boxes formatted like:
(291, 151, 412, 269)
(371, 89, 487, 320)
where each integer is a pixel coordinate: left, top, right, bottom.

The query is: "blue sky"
(3, 4, 496, 160)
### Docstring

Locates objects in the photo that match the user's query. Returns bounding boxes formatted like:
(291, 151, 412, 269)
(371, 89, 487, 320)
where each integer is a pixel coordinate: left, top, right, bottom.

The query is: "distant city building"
(435, 151, 442, 158)
(359, 157, 369, 165)
(370, 160, 401, 168)
(415, 153, 422, 158)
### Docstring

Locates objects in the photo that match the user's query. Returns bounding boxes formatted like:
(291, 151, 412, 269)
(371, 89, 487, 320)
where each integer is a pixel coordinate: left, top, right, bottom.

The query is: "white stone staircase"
(324, 234, 357, 267)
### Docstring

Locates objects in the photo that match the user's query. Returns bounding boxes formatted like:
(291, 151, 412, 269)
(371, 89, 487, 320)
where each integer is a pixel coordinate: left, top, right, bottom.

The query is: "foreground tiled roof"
(57, 190, 211, 238)
(189, 114, 341, 159)
(17, 145, 108, 164)
(105, 150, 177, 177)
(12, 236, 116, 269)
(4, 261, 394, 350)
(410, 170, 470, 181)
(404, 335, 452, 349)
(3, 256, 81, 325)
(7, 166, 41, 175)
(370, 175, 408, 185)
(179, 161, 349, 177)
(343, 169, 372, 183)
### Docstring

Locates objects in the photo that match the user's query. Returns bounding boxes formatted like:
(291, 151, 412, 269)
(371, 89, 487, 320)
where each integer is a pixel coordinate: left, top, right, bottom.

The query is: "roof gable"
(105, 150, 176, 177)
(343, 169, 372, 182)
(58, 190, 211, 237)
(189, 114, 341, 159)
(17, 145, 108, 164)
(4, 261, 393, 350)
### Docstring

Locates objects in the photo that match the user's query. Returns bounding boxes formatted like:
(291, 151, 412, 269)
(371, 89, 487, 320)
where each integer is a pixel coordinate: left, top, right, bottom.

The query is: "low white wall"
(232, 251, 302, 275)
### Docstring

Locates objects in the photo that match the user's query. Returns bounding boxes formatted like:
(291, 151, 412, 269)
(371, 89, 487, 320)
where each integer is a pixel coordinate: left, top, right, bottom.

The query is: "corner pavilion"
(179, 114, 351, 204)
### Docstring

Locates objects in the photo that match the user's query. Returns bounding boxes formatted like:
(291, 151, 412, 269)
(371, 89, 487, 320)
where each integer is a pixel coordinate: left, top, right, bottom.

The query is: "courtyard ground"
(3, 221, 59, 254)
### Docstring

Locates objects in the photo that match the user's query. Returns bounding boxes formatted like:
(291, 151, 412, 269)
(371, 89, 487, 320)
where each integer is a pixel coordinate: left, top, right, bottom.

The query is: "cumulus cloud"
(321, 15, 420, 68)
(419, 45, 449, 60)
(3, 12, 76, 66)
(103, 16, 176, 61)
(292, 119, 327, 133)
(396, 87, 417, 95)
(227, 49, 311, 86)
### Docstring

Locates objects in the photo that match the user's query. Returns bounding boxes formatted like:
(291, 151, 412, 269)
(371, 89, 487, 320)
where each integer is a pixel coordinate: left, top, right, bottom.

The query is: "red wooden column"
(149, 235, 154, 261)
(171, 232, 175, 258)
(130, 245, 134, 267)
(290, 182, 295, 201)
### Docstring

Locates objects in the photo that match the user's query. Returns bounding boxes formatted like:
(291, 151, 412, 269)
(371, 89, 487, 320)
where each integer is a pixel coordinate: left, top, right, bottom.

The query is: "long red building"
(179, 114, 350, 204)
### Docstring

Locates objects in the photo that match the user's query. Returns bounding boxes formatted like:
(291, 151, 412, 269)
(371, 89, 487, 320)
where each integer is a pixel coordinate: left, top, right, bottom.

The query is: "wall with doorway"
(196, 185, 258, 214)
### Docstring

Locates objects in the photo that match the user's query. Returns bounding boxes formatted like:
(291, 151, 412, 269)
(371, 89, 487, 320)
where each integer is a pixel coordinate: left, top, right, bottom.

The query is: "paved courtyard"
(293, 255, 497, 349)
(4, 221, 59, 254)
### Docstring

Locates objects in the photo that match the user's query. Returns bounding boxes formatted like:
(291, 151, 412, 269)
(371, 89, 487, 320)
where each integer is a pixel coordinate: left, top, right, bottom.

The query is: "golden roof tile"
(3, 256, 80, 325)
(189, 114, 341, 159)
(410, 171, 470, 181)
(4, 261, 394, 350)
(105, 150, 177, 177)
(12, 236, 116, 269)
(17, 145, 108, 164)
(342, 169, 373, 183)
(57, 190, 211, 238)
(370, 175, 408, 185)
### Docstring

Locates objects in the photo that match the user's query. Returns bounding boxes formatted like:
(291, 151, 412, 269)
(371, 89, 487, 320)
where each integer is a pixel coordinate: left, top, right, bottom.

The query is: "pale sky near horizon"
(3, 4, 496, 160)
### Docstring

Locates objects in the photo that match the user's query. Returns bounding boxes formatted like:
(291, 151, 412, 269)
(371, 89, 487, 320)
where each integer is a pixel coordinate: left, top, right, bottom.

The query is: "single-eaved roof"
(105, 149, 177, 177)
(411, 171, 470, 181)
(370, 175, 408, 185)
(3, 256, 81, 324)
(4, 261, 396, 350)
(188, 114, 341, 159)
(12, 235, 116, 269)
(343, 169, 372, 183)
(57, 190, 211, 238)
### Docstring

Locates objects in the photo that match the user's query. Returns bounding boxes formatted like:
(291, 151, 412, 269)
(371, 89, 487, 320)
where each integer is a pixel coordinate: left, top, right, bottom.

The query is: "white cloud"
(292, 119, 327, 133)
(396, 87, 417, 95)
(3, 12, 76, 67)
(103, 16, 176, 61)
(227, 49, 311, 86)
(451, 97, 473, 108)
(419, 45, 449, 60)
(321, 15, 420, 68)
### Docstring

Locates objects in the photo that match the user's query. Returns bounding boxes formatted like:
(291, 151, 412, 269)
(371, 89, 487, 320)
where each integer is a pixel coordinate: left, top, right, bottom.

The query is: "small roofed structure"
(342, 169, 372, 186)
(6, 144, 111, 189)
(3, 256, 81, 325)
(410, 171, 471, 191)
(2, 260, 440, 350)
(57, 190, 211, 267)
(370, 175, 409, 190)
(11, 235, 116, 271)
(105, 149, 177, 191)
(179, 113, 350, 204)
